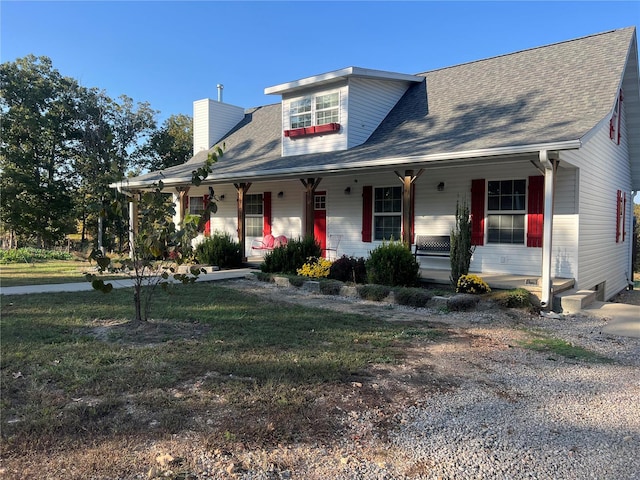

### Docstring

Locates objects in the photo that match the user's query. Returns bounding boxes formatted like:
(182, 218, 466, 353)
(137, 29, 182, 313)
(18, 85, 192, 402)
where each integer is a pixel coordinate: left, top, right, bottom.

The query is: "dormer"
(265, 67, 423, 157)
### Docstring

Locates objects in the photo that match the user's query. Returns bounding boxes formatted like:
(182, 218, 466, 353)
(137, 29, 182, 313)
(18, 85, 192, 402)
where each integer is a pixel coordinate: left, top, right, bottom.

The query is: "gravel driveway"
(218, 278, 640, 480)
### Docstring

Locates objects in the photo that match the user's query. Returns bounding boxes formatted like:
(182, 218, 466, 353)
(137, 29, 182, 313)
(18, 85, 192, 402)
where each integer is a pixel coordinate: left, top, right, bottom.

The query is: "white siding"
(199, 158, 585, 280)
(281, 85, 348, 157)
(207, 180, 304, 258)
(347, 77, 410, 148)
(193, 99, 245, 155)
(563, 111, 633, 300)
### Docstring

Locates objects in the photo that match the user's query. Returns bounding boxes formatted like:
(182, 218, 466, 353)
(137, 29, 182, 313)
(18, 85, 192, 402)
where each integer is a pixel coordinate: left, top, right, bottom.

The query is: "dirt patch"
(82, 317, 210, 344)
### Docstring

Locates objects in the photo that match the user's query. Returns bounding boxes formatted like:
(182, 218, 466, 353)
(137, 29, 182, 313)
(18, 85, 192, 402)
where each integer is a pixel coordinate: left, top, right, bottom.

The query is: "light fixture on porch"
(219, 194, 225, 201)
(277, 191, 284, 199)
(437, 182, 445, 191)
(344, 186, 351, 195)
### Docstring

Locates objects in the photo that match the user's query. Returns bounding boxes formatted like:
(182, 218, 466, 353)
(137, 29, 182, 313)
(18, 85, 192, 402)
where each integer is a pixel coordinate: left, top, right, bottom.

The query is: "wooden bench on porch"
(413, 235, 451, 258)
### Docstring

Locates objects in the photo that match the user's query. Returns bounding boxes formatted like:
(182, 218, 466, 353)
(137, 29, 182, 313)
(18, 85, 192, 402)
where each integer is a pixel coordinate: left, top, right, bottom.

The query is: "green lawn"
(0, 260, 116, 287)
(0, 282, 439, 454)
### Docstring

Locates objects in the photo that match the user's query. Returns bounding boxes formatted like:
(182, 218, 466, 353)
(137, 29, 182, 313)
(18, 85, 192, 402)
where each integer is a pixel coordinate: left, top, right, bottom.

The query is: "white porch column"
(128, 195, 138, 260)
(540, 151, 559, 309)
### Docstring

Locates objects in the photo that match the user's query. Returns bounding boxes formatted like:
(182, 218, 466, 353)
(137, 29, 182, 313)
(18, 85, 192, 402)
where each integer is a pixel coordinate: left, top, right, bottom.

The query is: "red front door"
(313, 192, 327, 256)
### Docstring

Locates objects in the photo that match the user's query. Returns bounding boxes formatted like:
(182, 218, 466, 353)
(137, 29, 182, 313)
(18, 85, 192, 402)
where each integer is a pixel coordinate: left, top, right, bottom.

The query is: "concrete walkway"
(2, 269, 638, 339)
(0, 269, 253, 296)
(581, 301, 640, 339)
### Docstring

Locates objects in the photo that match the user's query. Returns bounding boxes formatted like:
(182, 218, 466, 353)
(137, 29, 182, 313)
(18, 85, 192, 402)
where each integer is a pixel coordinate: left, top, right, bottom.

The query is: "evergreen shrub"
(319, 279, 344, 295)
(260, 236, 322, 274)
(366, 241, 420, 287)
(493, 288, 532, 308)
(357, 284, 392, 301)
(394, 287, 433, 308)
(195, 232, 242, 268)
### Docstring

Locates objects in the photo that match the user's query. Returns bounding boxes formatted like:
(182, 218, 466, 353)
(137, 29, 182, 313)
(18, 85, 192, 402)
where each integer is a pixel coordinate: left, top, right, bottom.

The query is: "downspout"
(539, 151, 559, 309)
(629, 190, 638, 290)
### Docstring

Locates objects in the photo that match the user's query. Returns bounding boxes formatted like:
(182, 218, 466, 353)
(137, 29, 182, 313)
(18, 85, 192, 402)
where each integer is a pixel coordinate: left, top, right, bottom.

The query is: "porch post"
(234, 182, 251, 261)
(540, 151, 559, 309)
(175, 187, 190, 229)
(128, 193, 139, 260)
(395, 169, 424, 245)
(300, 178, 322, 239)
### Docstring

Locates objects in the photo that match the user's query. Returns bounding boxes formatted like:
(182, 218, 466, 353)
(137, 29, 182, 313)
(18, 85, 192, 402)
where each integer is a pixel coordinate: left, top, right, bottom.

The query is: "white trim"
(265, 67, 423, 95)
(112, 140, 582, 191)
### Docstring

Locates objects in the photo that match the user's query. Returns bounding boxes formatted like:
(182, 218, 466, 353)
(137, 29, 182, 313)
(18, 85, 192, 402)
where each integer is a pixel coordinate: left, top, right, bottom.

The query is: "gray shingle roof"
(122, 27, 637, 188)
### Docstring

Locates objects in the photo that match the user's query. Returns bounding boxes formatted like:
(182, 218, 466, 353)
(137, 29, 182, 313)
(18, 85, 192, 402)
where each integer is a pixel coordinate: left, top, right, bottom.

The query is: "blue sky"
(3, 1, 638, 123)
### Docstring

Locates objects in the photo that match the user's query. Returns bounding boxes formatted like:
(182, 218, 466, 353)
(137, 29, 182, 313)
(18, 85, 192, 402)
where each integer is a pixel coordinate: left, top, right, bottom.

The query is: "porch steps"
(552, 289, 597, 314)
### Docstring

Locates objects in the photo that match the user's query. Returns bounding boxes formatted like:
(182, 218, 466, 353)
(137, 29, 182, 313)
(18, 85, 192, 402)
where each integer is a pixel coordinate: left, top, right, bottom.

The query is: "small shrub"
(297, 257, 332, 278)
(366, 241, 420, 287)
(328, 255, 367, 284)
(261, 236, 321, 274)
(287, 276, 305, 287)
(394, 287, 433, 308)
(254, 272, 272, 283)
(0, 247, 73, 264)
(319, 279, 344, 295)
(195, 232, 242, 268)
(357, 284, 392, 301)
(493, 288, 532, 308)
(447, 294, 480, 311)
(456, 274, 491, 294)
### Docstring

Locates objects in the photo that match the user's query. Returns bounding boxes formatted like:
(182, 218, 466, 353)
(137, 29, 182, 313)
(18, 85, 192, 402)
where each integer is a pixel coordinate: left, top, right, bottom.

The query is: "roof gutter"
(111, 139, 581, 190)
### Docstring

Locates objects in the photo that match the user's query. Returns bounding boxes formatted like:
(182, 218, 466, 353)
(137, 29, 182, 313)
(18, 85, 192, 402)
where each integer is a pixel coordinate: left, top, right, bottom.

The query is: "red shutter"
(203, 195, 211, 236)
(362, 186, 372, 242)
(616, 190, 622, 243)
(263, 192, 272, 236)
(527, 176, 544, 247)
(470, 179, 485, 246)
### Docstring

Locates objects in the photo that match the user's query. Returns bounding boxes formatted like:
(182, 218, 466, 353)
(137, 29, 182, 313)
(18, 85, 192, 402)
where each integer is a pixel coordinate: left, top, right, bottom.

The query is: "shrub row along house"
(114, 27, 639, 309)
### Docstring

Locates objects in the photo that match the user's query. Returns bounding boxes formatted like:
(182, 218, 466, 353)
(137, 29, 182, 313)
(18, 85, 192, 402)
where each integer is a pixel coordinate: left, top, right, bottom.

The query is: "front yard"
(1, 277, 638, 479)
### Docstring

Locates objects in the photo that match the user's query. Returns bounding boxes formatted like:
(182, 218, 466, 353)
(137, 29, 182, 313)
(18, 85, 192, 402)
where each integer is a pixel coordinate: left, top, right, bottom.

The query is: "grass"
(0, 259, 132, 287)
(518, 332, 612, 363)
(0, 282, 444, 455)
(0, 260, 97, 287)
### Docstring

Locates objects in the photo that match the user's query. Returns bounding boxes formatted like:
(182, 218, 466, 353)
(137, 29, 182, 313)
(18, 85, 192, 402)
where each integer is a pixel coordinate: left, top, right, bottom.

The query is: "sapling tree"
(87, 146, 223, 323)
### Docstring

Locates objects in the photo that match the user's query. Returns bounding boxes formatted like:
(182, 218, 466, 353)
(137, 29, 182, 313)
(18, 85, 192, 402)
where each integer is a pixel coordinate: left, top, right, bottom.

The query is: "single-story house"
(115, 27, 639, 309)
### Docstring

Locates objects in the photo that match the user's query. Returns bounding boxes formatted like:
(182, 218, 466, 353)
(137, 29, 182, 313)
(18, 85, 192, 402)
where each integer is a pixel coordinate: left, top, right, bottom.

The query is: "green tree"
(0, 55, 81, 247)
(73, 89, 157, 251)
(89, 146, 224, 323)
(143, 113, 193, 171)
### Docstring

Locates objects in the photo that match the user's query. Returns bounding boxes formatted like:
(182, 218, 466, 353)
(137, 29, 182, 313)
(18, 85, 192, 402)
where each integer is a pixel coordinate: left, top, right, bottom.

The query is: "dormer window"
(289, 92, 339, 129)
